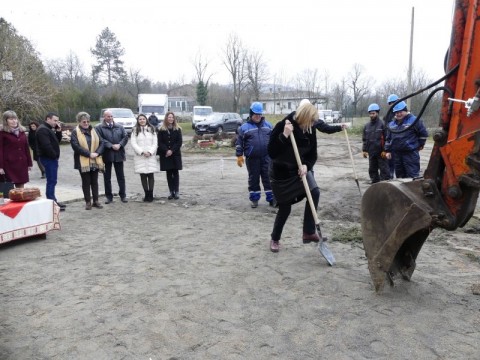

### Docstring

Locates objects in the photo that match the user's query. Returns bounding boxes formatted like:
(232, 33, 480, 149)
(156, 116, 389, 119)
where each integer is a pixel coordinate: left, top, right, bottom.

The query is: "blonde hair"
(295, 103, 318, 132)
(2, 110, 25, 132)
(76, 111, 90, 122)
(159, 111, 180, 131)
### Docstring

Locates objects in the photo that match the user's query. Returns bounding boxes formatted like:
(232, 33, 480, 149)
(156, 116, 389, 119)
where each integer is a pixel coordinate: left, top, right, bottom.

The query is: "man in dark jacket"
(95, 110, 129, 203)
(385, 101, 429, 178)
(148, 112, 159, 128)
(236, 102, 274, 208)
(36, 112, 66, 210)
(362, 103, 390, 183)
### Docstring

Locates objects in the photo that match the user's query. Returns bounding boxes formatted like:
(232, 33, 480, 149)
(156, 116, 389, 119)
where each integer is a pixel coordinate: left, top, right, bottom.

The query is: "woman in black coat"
(28, 121, 45, 178)
(268, 103, 320, 252)
(157, 111, 183, 199)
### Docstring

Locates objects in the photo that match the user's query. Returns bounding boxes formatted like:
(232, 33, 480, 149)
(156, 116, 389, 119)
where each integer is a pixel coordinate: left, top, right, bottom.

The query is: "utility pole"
(407, 6, 414, 110)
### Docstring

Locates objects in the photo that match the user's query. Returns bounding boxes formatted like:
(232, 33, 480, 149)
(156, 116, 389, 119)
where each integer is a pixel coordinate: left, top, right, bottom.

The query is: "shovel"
(289, 131, 336, 266)
(344, 127, 362, 196)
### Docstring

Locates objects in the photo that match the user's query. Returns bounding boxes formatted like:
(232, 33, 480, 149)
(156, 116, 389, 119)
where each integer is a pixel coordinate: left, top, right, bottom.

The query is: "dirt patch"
(1, 133, 479, 359)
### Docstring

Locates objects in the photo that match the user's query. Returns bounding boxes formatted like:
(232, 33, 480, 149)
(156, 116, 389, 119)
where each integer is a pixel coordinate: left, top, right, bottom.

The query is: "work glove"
(237, 156, 245, 167)
(363, 152, 368, 158)
(381, 151, 387, 159)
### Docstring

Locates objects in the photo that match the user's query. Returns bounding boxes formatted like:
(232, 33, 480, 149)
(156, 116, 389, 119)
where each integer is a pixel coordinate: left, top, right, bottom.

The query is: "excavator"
(361, 0, 480, 292)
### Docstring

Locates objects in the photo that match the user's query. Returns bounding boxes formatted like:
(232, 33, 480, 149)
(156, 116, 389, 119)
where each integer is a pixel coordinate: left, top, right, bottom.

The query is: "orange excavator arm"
(361, 0, 480, 292)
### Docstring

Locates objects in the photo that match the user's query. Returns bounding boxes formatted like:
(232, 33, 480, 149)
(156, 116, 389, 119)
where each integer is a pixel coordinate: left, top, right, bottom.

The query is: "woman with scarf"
(27, 120, 46, 178)
(268, 103, 321, 253)
(0, 110, 33, 188)
(157, 111, 183, 200)
(130, 113, 159, 202)
(70, 112, 105, 210)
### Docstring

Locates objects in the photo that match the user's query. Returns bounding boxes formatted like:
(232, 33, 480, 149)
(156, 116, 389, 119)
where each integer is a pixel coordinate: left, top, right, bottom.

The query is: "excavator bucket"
(361, 180, 435, 292)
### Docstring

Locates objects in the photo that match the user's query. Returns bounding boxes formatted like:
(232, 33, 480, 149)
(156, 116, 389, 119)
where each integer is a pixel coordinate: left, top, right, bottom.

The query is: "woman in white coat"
(130, 114, 159, 202)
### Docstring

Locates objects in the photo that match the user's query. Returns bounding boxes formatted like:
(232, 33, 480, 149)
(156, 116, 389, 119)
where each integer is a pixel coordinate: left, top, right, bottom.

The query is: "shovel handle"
(344, 127, 359, 181)
(289, 133, 321, 226)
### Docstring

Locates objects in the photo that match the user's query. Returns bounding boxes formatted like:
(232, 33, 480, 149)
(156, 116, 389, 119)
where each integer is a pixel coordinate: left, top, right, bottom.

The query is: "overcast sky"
(3, 0, 454, 87)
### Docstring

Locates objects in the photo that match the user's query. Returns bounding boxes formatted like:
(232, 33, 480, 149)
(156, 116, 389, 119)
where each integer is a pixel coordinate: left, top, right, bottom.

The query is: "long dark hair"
(134, 113, 156, 135)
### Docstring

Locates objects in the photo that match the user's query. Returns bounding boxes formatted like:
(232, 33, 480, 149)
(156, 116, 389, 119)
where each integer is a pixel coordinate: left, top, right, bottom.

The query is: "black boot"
(143, 190, 148, 202)
(174, 191, 179, 200)
(147, 190, 154, 202)
(168, 191, 174, 200)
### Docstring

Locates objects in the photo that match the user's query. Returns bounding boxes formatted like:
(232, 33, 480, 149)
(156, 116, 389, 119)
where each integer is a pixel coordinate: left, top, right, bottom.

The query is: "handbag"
(0, 174, 15, 199)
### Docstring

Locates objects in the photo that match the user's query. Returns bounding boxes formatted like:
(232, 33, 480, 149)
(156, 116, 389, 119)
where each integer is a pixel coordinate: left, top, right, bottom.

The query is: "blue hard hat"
(387, 94, 399, 103)
(250, 102, 263, 115)
(368, 103, 380, 112)
(393, 101, 407, 113)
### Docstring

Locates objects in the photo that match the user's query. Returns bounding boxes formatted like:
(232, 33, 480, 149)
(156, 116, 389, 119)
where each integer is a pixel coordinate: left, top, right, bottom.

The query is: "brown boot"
(85, 202, 92, 210)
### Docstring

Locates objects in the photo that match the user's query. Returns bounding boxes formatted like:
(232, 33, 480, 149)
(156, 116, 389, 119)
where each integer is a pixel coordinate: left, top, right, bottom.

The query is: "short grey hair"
(76, 111, 90, 123)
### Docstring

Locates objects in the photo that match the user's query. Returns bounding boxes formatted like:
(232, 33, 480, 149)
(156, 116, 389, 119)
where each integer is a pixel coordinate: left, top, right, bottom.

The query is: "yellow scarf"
(76, 126, 104, 173)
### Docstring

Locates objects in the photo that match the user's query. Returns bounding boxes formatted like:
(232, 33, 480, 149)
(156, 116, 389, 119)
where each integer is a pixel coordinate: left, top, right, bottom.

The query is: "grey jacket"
(95, 121, 129, 162)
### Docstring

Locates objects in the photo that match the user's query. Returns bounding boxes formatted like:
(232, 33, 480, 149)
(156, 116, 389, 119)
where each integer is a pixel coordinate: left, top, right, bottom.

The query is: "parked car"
(318, 109, 334, 124)
(195, 112, 242, 135)
(332, 111, 343, 123)
(100, 108, 136, 135)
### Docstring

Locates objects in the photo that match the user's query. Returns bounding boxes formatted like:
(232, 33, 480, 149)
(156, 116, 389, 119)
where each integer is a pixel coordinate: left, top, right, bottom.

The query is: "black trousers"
(79, 170, 99, 203)
(271, 187, 320, 241)
(103, 161, 126, 199)
(166, 169, 179, 193)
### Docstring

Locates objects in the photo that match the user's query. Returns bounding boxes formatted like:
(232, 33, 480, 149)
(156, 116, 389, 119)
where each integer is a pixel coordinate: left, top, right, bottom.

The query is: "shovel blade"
(318, 240, 336, 266)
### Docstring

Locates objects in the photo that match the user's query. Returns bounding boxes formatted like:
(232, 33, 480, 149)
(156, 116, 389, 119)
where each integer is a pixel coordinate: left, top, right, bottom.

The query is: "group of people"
(73, 109, 183, 209)
(362, 94, 428, 183)
(0, 109, 183, 211)
(1, 98, 428, 253)
(0, 111, 67, 210)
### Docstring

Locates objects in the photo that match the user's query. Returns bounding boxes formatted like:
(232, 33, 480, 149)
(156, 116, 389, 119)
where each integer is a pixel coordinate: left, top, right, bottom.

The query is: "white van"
(192, 106, 213, 129)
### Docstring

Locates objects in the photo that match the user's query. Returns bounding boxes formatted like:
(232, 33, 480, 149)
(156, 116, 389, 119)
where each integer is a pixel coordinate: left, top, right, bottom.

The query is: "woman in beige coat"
(130, 114, 159, 202)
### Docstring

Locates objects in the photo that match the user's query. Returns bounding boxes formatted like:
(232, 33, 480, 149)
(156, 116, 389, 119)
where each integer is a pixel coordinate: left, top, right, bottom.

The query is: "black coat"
(95, 122, 129, 162)
(362, 118, 387, 155)
(268, 117, 317, 180)
(70, 126, 105, 170)
(28, 129, 39, 160)
(36, 123, 62, 159)
(157, 127, 183, 171)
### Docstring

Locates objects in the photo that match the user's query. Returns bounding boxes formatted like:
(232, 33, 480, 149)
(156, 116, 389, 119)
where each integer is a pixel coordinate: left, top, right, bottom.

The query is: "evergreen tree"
(196, 80, 208, 105)
(91, 27, 127, 86)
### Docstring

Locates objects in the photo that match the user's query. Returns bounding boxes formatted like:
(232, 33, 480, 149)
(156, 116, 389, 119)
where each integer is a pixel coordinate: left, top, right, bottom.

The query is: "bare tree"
(45, 51, 86, 87)
(64, 51, 85, 85)
(125, 67, 151, 98)
(245, 49, 269, 101)
(347, 63, 373, 116)
(330, 78, 350, 113)
(0, 18, 55, 120)
(192, 51, 213, 85)
(222, 33, 248, 112)
(191, 51, 214, 105)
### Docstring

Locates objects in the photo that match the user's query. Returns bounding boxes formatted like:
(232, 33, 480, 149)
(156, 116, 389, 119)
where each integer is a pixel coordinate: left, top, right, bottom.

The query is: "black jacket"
(268, 116, 317, 180)
(362, 118, 387, 155)
(157, 127, 183, 171)
(70, 126, 105, 170)
(36, 123, 62, 159)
